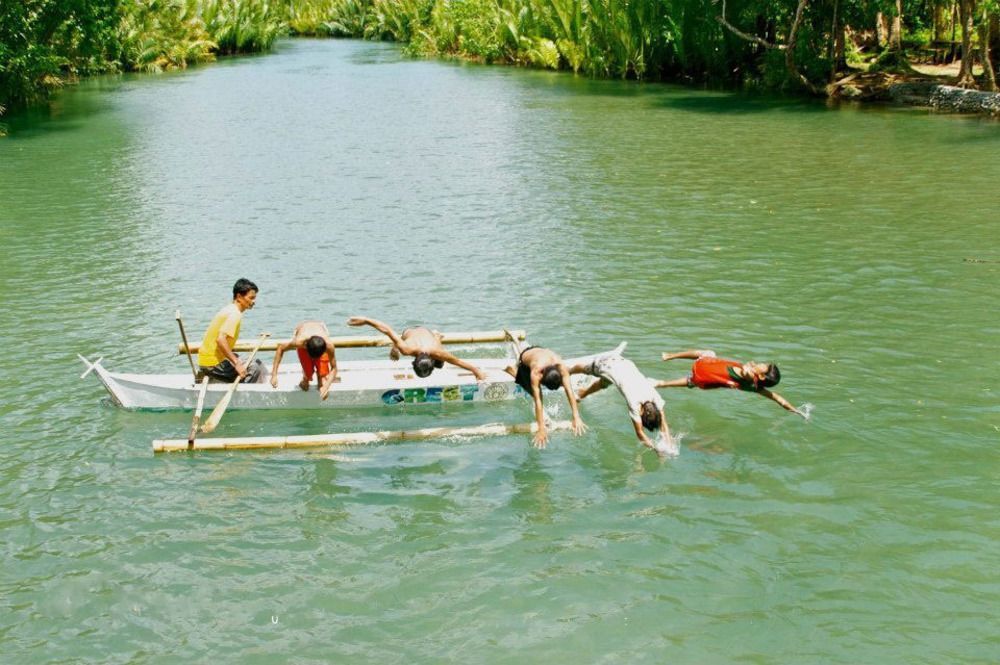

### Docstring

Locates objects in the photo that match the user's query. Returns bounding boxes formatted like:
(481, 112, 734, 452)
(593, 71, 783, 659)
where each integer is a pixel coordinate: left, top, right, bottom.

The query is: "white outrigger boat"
(78, 355, 526, 411)
(77, 328, 597, 412)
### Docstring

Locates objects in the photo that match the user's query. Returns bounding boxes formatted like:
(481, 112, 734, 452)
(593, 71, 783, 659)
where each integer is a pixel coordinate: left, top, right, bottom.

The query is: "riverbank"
(5, 0, 1000, 131)
(827, 62, 1000, 117)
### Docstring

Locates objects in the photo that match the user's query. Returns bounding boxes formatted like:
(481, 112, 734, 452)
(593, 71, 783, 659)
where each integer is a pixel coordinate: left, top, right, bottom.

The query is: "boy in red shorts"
(270, 321, 339, 400)
(657, 350, 806, 418)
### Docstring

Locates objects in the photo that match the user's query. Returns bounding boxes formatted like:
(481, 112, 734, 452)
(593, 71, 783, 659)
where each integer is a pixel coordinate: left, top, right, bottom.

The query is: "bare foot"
(299, 377, 310, 391)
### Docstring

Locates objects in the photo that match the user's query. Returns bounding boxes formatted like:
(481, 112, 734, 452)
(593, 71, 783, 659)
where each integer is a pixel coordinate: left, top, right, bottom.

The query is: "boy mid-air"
(658, 350, 807, 418)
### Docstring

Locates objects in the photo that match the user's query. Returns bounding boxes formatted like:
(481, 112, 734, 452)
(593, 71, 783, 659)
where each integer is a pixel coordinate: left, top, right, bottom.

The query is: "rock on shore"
(889, 82, 1000, 116)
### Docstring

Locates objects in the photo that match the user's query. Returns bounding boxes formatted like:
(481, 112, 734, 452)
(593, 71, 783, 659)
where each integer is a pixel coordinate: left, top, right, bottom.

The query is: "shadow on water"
(0, 93, 114, 139)
(651, 90, 830, 115)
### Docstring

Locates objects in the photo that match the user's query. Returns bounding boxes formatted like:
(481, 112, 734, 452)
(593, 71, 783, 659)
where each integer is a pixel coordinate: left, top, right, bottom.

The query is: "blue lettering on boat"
(381, 385, 479, 405)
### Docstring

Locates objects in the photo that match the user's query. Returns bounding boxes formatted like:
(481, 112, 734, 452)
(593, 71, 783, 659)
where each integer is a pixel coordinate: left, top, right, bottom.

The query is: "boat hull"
(84, 357, 528, 410)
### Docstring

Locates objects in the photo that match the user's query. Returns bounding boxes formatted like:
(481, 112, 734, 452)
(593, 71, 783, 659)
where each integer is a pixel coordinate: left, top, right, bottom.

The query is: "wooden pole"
(200, 333, 270, 434)
(154, 420, 573, 453)
(175, 310, 198, 380)
(177, 329, 527, 355)
(187, 376, 210, 447)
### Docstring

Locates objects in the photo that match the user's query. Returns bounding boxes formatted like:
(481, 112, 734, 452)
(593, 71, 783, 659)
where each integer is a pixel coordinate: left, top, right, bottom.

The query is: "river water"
(1, 39, 997, 663)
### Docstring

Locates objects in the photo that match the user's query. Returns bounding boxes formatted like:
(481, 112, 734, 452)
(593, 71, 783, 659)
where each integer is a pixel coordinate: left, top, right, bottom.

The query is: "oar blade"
(200, 390, 233, 434)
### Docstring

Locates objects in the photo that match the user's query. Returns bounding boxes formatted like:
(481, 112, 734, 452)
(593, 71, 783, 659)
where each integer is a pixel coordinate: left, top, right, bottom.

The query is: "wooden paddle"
(175, 310, 198, 381)
(200, 333, 270, 434)
(187, 376, 210, 448)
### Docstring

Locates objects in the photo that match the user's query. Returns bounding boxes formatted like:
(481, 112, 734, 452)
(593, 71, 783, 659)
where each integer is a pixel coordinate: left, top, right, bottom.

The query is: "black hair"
(640, 401, 661, 432)
(305, 335, 327, 359)
(541, 365, 563, 391)
(412, 353, 435, 378)
(233, 278, 258, 297)
(761, 363, 781, 388)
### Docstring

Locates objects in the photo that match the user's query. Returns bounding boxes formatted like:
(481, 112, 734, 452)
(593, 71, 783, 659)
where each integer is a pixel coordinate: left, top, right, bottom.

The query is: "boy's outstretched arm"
(631, 419, 657, 450)
(560, 367, 587, 436)
(654, 377, 690, 388)
(433, 349, 486, 381)
(759, 388, 807, 417)
(347, 316, 409, 353)
(662, 350, 714, 361)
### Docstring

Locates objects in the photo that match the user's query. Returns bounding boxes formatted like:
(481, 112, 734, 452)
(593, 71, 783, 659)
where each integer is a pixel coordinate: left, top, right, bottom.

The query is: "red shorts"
(297, 347, 330, 381)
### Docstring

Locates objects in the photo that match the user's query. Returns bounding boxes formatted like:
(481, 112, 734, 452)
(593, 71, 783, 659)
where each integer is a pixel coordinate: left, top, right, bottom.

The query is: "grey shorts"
(198, 358, 266, 384)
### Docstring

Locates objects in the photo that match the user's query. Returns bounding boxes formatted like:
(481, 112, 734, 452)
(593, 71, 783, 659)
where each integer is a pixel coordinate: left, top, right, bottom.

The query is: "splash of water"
(799, 403, 815, 421)
(655, 431, 684, 458)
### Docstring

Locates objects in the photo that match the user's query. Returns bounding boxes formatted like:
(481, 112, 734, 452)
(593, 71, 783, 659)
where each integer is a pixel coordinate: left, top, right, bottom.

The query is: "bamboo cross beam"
(153, 420, 571, 453)
(177, 329, 526, 355)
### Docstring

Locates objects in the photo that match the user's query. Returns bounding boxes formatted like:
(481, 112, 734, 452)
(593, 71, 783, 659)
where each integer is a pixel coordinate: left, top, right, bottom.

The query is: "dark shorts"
(514, 362, 533, 394)
(198, 358, 266, 384)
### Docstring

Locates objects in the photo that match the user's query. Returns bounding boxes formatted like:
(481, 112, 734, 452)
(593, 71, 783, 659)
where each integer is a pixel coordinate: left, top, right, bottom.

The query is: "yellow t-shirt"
(197, 303, 243, 367)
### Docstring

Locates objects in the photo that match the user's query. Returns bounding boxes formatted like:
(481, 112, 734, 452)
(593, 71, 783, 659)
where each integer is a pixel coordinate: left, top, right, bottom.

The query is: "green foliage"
(421, 0, 504, 61)
(117, 1, 216, 73)
(4, 0, 999, 118)
(285, 0, 340, 35)
(202, 0, 284, 54)
(0, 0, 122, 110)
(320, 0, 373, 37)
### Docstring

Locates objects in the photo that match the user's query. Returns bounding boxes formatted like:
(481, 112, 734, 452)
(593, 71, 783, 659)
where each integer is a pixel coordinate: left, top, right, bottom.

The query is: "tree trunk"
(956, 0, 977, 87)
(834, 23, 846, 69)
(829, 0, 840, 81)
(979, 8, 998, 91)
(951, 3, 962, 62)
(990, 12, 999, 57)
(888, 0, 904, 51)
(785, 0, 820, 93)
(876, 12, 889, 47)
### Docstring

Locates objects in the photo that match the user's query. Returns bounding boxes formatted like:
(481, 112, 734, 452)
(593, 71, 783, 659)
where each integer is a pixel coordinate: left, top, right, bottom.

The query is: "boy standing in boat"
(346, 316, 487, 381)
(658, 349, 806, 417)
(270, 321, 339, 400)
(503, 331, 587, 449)
(567, 343, 676, 456)
(197, 278, 266, 383)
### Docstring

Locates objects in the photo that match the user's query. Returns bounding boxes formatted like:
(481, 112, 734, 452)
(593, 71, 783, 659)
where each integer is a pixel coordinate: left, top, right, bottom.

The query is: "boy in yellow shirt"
(197, 278, 265, 383)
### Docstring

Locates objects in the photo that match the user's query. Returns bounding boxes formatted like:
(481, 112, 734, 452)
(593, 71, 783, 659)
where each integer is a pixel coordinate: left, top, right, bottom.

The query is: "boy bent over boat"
(347, 316, 487, 381)
(270, 321, 339, 400)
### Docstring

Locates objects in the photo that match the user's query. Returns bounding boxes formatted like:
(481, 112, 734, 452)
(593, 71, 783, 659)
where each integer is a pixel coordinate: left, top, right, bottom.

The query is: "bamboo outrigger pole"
(187, 376, 210, 448)
(154, 420, 573, 453)
(175, 310, 198, 380)
(177, 329, 527, 355)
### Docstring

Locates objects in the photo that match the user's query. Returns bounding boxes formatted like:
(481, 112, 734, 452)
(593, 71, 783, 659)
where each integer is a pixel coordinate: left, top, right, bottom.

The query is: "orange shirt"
(691, 357, 755, 391)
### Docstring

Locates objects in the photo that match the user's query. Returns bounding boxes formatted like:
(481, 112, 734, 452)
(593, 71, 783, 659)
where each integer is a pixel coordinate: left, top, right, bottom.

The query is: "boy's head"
(412, 353, 436, 378)
(744, 361, 780, 388)
(639, 401, 661, 431)
(232, 278, 258, 298)
(305, 335, 327, 359)
(541, 365, 563, 391)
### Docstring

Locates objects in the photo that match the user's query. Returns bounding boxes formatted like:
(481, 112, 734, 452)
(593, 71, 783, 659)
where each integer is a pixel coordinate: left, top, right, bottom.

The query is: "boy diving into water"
(658, 350, 807, 418)
(566, 342, 677, 457)
(347, 316, 487, 381)
(503, 331, 587, 449)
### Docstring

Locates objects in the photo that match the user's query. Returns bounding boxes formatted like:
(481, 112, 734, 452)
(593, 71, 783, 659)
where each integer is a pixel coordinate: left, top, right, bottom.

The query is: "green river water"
(1, 39, 998, 663)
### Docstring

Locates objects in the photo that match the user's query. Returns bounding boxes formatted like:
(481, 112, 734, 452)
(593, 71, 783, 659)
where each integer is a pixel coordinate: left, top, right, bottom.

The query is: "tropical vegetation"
(2, 0, 999, 125)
